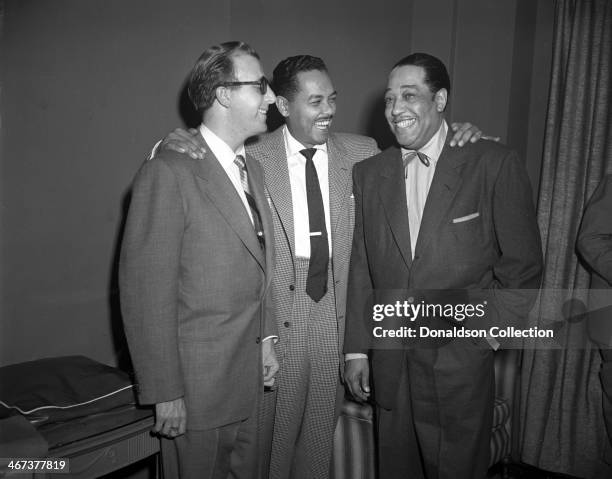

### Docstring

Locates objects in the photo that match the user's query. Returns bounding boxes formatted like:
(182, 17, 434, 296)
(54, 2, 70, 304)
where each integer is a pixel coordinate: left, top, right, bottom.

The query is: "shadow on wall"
(108, 190, 134, 374)
(363, 91, 396, 151)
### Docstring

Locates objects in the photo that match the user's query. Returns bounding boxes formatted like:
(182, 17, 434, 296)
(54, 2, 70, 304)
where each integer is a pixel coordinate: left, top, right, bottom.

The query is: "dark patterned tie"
(234, 155, 265, 250)
(301, 148, 328, 302)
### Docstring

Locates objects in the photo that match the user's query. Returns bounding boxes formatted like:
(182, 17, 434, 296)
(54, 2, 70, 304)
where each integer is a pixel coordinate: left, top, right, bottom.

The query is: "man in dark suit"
(119, 41, 279, 479)
(344, 53, 543, 479)
(577, 174, 612, 478)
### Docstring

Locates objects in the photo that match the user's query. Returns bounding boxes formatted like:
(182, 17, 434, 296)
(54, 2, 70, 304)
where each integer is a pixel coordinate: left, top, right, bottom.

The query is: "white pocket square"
(350, 193, 355, 199)
(452, 212, 480, 223)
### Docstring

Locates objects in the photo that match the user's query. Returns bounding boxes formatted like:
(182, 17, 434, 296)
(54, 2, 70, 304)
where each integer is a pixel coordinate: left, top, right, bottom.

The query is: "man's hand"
(262, 339, 279, 388)
(344, 358, 371, 403)
(449, 122, 500, 147)
(154, 397, 187, 438)
(159, 128, 206, 160)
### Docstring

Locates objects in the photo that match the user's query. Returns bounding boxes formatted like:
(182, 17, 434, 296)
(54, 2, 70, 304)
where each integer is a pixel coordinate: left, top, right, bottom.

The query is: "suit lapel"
(414, 135, 464, 259)
(193, 141, 266, 271)
(327, 135, 353, 254)
(257, 128, 296, 258)
(245, 153, 273, 281)
(378, 148, 413, 269)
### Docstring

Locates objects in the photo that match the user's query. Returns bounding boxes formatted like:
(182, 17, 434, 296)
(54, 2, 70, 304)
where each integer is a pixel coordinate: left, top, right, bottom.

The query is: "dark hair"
(272, 55, 328, 99)
(188, 41, 260, 112)
(393, 53, 451, 96)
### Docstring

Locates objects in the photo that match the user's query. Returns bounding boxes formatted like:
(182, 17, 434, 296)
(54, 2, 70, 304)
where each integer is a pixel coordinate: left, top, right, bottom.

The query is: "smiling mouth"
(394, 118, 416, 128)
(314, 118, 332, 130)
(258, 108, 268, 116)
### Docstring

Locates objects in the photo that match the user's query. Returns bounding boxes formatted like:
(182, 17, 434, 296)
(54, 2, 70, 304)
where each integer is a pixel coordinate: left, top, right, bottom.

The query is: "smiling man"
(247, 56, 379, 479)
(157, 53, 484, 478)
(120, 41, 278, 479)
(343, 53, 542, 479)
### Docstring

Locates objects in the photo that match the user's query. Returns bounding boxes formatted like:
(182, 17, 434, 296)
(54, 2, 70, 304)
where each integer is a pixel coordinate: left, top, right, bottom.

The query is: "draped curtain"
(518, 0, 612, 477)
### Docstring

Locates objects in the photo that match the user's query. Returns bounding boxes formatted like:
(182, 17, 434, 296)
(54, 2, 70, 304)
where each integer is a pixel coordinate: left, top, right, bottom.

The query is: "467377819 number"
(1, 458, 70, 473)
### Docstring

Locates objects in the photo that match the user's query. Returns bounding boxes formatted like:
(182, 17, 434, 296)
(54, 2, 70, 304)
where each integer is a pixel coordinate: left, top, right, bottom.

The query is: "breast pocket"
(449, 212, 483, 243)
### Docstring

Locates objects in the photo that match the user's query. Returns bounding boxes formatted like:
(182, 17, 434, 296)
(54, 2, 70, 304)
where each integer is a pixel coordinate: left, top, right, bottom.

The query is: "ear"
(434, 88, 448, 112)
(276, 96, 290, 118)
(215, 86, 231, 108)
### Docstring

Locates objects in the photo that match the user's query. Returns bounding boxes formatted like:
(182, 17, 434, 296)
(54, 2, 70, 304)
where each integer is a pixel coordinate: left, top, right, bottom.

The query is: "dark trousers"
(376, 340, 495, 479)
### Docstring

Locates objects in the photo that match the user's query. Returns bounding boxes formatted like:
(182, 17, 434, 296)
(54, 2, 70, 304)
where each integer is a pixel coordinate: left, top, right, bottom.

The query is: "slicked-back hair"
(188, 41, 260, 113)
(393, 52, 451, 96)
(272, 55, 328, 100)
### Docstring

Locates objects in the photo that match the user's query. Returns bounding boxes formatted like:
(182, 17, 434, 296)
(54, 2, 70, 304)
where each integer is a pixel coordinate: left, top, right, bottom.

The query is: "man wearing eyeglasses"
(120, 41, 278, 479)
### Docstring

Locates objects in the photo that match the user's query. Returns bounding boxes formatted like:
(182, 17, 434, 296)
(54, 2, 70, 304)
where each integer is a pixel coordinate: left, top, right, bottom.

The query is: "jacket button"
(289, 284, 295, 291)
(284, 321, 290, 328)
(255, 337, 261, 344)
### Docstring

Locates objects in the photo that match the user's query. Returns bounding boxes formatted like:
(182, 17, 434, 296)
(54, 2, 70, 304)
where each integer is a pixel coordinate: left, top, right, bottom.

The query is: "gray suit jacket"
(247, 127, 379, 368)
(120, 141, 276, 430)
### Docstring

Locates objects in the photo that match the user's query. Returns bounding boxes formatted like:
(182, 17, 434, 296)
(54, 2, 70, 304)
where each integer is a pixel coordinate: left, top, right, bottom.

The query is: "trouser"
(377, 340, 495, 479)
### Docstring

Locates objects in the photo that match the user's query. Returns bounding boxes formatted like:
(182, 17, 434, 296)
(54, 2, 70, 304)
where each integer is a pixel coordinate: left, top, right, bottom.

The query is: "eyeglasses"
(219, 76, 270, 95)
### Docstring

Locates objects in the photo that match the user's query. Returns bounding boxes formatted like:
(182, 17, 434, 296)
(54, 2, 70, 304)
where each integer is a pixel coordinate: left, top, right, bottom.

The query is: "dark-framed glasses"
(219, 76, 269, 95)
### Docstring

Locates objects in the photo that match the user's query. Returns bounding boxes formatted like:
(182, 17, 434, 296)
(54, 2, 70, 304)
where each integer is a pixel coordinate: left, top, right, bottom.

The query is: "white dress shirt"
(283, 125, 333, 258)
(199, 124, 253, 225)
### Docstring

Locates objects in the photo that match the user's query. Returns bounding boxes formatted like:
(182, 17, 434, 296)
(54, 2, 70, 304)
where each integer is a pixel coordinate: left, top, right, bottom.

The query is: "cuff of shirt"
(263, 335, 279, 344)
(345, 353, 368, 360)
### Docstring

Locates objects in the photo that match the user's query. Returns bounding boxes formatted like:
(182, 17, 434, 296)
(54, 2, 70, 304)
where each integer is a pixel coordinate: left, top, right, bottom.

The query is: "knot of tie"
(300, 148, 317, 162)
(402, 150, 430, 167)
(234, 154, 250, 195)
(234, 154, 247, 170)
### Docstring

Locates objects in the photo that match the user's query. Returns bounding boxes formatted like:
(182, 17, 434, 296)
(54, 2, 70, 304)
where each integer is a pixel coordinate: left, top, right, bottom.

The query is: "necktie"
(301, 148, 328, 302)
(234, 155, 265, 249)
(402, 150, 431, 258)
(402, 150, 430, 175)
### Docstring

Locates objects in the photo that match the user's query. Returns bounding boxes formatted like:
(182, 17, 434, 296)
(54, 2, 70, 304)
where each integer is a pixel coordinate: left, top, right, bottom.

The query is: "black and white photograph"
(1, 1, 611, 478)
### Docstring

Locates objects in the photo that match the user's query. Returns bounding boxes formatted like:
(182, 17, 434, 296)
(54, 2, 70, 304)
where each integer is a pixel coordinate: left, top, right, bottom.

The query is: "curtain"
(518, 0, 612, 477)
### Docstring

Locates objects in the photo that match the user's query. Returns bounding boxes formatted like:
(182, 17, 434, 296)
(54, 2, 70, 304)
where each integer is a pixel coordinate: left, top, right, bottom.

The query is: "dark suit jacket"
(119, 141, 276, 430)
(344, 133, 543, 407)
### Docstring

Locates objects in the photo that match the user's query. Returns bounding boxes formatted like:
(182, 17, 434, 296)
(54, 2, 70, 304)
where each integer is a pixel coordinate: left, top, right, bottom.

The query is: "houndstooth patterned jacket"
(247, 126, 379, 369)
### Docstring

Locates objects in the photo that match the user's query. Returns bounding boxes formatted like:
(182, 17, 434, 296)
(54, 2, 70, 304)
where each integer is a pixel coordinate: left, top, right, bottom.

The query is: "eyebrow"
(308, 90, 338, 99)
(385, 84, 417, 94)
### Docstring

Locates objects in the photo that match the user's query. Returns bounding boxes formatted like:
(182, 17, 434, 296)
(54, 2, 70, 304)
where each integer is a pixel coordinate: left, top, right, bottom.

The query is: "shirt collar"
(282, 125, 328, 158)
(199, 124, 246, 168)
(401, 120, 448, 166)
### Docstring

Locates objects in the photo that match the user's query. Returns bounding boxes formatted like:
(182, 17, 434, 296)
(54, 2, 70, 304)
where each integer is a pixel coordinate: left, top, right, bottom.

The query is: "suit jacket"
(247, 127, 378, 367)
(119, 141, 276, 430)
(344, 133, 543, 407)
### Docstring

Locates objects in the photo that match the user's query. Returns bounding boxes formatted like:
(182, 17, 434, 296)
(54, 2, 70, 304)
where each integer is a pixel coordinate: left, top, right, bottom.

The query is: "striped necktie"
(234, 154, 265, 249)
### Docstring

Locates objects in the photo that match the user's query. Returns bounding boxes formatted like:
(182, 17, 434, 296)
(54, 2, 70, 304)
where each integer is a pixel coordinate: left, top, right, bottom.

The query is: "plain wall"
(0, 0, 554, 368)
